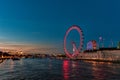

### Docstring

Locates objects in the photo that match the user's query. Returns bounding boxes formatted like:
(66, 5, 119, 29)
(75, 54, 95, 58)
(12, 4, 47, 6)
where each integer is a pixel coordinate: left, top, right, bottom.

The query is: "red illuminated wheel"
(64, 25, 84, 58)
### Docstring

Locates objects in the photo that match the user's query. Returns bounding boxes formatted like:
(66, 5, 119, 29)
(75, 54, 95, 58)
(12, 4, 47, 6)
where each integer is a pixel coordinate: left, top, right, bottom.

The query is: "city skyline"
(0, 0, 120, 53)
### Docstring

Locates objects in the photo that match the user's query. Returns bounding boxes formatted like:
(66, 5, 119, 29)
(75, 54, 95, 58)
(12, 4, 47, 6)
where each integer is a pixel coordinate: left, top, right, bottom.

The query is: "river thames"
(0, 58, 120, 80)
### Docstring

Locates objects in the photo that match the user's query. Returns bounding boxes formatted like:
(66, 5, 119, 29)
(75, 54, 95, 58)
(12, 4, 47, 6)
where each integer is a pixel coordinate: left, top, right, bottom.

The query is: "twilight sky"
(0, 0, 120, 53)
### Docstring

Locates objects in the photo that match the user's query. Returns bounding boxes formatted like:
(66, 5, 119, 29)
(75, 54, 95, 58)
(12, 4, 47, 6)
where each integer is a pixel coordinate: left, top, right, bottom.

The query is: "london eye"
(64, 25, 84, 58)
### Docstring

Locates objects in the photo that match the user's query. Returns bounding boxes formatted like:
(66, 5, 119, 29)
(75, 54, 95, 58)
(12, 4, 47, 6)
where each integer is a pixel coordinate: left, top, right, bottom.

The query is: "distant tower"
(110, 39, 114, 47)
(99, 36, 104, 48)
(117, 41, 120, 49)
(99, 36, 102, 48)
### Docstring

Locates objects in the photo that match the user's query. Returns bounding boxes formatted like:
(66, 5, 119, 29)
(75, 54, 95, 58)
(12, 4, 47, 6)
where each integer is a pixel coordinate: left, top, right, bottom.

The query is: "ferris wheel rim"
(64, 25, 84, 58)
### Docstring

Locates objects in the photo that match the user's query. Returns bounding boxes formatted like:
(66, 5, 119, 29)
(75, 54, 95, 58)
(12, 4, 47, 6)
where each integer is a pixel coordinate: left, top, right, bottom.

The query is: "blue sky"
(0, 0, 120, 53)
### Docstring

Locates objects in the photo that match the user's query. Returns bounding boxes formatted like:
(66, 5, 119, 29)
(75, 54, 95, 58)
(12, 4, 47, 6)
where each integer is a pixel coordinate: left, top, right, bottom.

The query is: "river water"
(0, 58, 120, 80)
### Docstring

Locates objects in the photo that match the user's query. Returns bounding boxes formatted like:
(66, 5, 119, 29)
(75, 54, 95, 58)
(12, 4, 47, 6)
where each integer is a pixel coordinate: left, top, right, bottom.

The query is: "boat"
(12, 57, 20, 60)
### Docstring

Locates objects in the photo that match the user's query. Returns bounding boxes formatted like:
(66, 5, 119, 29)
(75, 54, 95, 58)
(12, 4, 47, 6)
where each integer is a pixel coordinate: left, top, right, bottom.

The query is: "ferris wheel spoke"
(72, 42, 79, 55)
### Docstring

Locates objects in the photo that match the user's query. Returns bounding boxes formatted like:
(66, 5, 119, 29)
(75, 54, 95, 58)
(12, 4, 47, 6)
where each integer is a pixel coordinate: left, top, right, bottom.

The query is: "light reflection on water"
(0, 58, 120, 80)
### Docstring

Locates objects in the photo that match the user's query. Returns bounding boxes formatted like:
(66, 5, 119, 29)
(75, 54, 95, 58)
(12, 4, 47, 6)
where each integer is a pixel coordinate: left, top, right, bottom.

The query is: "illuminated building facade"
(87, 40, 97, 50)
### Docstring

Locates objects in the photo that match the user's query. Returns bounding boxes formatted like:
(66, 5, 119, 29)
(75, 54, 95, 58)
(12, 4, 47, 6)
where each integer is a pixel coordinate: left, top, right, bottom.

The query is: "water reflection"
(88, 61, 120, 80)
(0, 59, 120, 80)
(63, 60, 120, 80)
(9, 59, 14, 71)
(0, 59, 4, 64)
(63, 60, 81, 80)
(63, 60, 69, 80)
